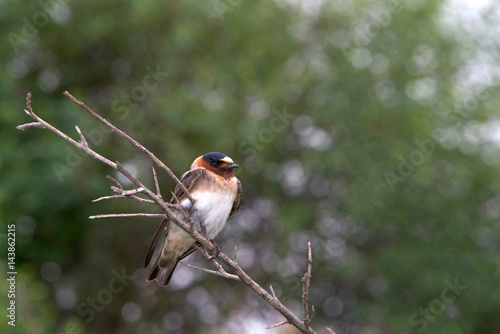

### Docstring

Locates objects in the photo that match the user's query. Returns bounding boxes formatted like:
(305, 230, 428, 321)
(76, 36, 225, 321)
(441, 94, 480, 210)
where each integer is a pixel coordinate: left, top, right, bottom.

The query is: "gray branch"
(17, 91, 318, 334)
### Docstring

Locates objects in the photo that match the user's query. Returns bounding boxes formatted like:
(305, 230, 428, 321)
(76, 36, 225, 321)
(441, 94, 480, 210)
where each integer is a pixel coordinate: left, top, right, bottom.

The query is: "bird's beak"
(223, 163, 239, 170)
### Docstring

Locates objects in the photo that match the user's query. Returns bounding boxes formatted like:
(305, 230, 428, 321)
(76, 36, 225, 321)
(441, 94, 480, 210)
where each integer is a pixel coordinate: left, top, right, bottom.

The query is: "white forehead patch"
(219, 156, 233, 164)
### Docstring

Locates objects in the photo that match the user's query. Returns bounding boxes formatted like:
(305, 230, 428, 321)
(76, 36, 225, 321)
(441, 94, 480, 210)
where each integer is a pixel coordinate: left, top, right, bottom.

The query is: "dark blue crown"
(202, 152, 227, 163)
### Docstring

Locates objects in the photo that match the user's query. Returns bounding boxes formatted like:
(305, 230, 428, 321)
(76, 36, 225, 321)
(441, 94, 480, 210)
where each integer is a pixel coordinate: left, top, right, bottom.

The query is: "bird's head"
(192, 152, 239, 177)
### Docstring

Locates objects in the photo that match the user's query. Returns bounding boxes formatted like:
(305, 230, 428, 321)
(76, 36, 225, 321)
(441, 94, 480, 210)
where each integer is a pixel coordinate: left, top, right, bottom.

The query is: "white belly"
(163, 177, 237, 259)
(180, 188, 235, 239)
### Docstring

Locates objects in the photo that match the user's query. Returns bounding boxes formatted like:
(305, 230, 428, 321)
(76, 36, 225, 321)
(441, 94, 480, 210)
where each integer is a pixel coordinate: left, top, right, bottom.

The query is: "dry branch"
(89, 213, 167, 220)
(302, 241, 314, 327)
(17, 92, 318, 334)
(179, 261, 240, 281)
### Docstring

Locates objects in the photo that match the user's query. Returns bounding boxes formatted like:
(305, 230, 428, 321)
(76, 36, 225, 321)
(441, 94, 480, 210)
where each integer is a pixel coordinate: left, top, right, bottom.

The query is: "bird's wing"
(144, 218, 167, 268)
(144, 169, 206, 268)
(229, 179, 242, 219)
(169, 168, 206, 204)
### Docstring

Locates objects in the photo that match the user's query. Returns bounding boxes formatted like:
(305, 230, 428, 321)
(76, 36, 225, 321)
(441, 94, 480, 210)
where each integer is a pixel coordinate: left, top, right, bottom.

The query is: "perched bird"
(145, 152, 242, 286)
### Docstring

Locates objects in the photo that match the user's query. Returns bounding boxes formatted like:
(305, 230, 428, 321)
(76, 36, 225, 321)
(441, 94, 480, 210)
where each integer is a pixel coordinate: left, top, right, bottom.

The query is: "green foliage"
(1, 0, 500, 333)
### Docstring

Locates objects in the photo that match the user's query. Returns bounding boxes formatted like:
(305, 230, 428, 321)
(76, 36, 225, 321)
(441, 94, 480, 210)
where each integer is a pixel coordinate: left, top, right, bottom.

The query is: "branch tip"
(89, 213, 167, 220)
(326, 327, 336, 334)
(265, 320, 288, 330)
(270, 284, 278, 300)
(75, 126, 88, 146)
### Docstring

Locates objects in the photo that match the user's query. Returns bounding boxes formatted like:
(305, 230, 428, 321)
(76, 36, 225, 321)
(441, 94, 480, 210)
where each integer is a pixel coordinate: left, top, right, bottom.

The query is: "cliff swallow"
(145, 152, 242, 286)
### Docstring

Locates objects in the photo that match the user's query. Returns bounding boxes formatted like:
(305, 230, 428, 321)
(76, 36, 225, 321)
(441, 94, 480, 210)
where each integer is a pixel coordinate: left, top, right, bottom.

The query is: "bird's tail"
(146, 256, 179, 286)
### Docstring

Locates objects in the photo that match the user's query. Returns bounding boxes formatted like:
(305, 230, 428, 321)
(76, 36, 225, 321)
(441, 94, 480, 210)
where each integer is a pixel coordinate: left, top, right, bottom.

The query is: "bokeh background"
(2, 0, 500, 333)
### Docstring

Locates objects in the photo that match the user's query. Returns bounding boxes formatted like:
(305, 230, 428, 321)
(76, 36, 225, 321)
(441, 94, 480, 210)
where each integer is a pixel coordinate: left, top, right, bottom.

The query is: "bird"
(144, 152, 242, 286)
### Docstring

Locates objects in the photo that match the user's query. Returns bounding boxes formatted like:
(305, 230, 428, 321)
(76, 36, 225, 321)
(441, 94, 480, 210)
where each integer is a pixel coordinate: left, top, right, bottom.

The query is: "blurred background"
(1, 0, 500, 333)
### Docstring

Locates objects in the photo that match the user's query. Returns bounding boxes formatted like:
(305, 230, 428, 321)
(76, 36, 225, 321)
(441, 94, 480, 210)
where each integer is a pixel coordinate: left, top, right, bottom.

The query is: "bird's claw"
(208, 240, 220, 260)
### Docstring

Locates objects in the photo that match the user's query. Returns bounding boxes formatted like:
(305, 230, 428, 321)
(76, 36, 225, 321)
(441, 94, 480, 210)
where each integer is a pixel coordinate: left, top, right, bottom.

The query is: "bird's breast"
(185, 179, 237, 239)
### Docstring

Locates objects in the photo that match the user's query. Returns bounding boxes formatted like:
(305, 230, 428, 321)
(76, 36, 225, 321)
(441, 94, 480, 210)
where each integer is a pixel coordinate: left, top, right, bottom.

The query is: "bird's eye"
(211, 161, 219, 167)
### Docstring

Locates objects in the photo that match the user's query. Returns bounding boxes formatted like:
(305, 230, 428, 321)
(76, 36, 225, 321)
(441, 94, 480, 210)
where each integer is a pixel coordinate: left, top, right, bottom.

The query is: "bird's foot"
(208, 240, 220, 260)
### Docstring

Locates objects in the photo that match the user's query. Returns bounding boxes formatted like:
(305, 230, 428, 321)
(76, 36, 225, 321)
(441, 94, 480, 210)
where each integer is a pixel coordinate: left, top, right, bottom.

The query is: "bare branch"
(92, 194, 156, 204)
(63, 91, 195, 205)
(121, 187, 146, 196)
(209, 257, 228, 274)
(266, 320, 288, 330)
(93, 182, 155, 204)
(75, 126, 88, 147)
(269, 284, 278, 300)
(89, 213, 167, 220)
(107, 175, 123, 189)
(233, 245, 238, 262)
(152, 167, 162, 199)
(18, 92, 319, 334)
(301, 241, 313, 327)
(16, 121, 43, 130)
(18, 92, 116, 169)
(179, 262, 240, 281)
(326, 327, 336, 334)
(170, 191, 190, 219)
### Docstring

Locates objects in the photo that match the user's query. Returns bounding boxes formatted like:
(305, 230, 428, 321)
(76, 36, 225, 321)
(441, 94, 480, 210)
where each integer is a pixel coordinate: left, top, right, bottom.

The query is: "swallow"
(144, 152, 242, 286)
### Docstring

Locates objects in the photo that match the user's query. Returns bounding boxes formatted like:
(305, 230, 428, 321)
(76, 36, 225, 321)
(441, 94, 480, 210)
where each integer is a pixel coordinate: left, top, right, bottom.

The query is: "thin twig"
(270, 284, 278, 300)
(179, 262, 240, 281)
(152, 167, 162, 199)
(266, 320, 289, 330)
(325, 327, 336, 334)
(117, 187, 146, 196)
(16, 121, 43, 130)
(17, 92, 116, 169)
(92, 194, 156, 204)
(63, 91, 195, 205)
(233, 245, 238, 262)
(107, 175, 123, 189)
(75, 126, 88, 147)
(89, 213, 167, 219)
(301, 241, 313, 327)
(170, 191, 190, 219)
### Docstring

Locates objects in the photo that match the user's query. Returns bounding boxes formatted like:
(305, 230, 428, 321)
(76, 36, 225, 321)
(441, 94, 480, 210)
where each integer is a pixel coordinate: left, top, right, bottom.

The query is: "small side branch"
(63, 91, 195, 205)
(269, 284, 278, 300)
(301, 241, 314, 327)
(266, 320, 289, 330)
(17, 92, 116, 169)
(75, 126, 88, 147)
(16, 121, 43, 130)
(89, 213, 167, 220)
(179, 262, 240, 281)
(152, 167, 162, 199)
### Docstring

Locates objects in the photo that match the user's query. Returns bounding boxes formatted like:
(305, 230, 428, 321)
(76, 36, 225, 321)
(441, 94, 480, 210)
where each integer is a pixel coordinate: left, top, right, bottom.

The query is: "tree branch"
(17, 92, 318, 334)
(89, 213, 167, 219)
(302, 241, 314, 327)
(179, 261, 240, 281)
(17, 92, 116, 169)
(62, 91, 195, 205)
